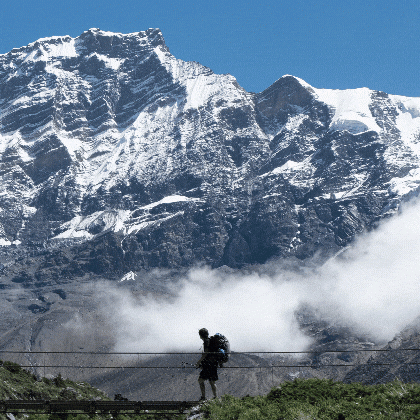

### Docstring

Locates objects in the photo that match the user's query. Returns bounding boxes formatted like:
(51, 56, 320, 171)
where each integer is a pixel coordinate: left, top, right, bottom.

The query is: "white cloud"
(316, 198, 420, 340)
(90, 198, 420, 354)
(100, 270, 312, 353)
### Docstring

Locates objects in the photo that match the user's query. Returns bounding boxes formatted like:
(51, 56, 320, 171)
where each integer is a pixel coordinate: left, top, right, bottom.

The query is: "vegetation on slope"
(0, 360, 107, 401)
(0, 360, 188, 420)
(0, 360, 110, 420)
(201, 378, 420, 419)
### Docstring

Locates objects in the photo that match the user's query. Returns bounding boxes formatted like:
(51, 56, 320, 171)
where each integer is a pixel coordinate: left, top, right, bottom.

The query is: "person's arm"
(196, 353, 206, 367)
(196, 340, 208, 367)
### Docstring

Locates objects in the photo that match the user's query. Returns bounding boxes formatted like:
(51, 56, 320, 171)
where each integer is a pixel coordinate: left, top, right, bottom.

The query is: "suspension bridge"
(0, 348, 418, 416)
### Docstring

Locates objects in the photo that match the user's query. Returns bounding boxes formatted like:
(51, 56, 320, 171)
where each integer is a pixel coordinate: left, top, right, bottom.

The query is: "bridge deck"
(0, 400, 200, 414)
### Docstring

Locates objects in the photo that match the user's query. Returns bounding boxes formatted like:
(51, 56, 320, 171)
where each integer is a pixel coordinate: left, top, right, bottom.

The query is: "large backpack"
(208, 333, 230, 364)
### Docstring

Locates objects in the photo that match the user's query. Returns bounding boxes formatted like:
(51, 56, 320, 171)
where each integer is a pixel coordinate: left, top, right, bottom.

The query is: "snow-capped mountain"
(1, 28, 420, 279)
(2, 28, 420, 389)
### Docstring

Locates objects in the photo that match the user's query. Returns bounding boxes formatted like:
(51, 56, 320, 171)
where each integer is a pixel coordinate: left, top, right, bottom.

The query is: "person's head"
(199, 328, 209, 339)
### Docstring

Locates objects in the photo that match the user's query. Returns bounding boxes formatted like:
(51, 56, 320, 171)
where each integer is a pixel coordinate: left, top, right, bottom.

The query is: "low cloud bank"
(93, 199, 420, 353)
(317, 198, 420, 340)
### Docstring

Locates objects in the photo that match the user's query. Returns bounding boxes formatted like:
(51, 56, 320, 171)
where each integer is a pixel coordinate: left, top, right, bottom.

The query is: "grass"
(0, 359, 112, 420)
(0, 359, 188, 420)
(200, 378, 420, 419)
(0, 360, 107, 401)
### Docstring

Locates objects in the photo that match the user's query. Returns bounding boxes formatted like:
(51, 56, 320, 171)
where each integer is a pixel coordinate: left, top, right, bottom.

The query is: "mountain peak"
(79, 27, 165, 44)
(75, 27, 168, 56)
(265, 75, 316, 97)
(256, 74, 316, 117)
(2, 28, 168, 60)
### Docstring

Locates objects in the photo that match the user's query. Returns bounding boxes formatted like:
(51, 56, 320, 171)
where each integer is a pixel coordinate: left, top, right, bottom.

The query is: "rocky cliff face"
(2, 28, 420, 281)
(342, 319, 420, 384)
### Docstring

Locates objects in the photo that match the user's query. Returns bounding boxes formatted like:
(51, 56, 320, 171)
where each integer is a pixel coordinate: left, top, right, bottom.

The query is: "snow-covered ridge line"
(310, 85, 420, 139)
(1, 27, 165, 58)
(53, 195, 204, 240)
(313, 87, 381, 134)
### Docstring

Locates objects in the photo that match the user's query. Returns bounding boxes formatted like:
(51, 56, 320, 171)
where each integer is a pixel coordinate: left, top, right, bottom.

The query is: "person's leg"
(198, 377, 206, 399)
(209, 380, 217, 398)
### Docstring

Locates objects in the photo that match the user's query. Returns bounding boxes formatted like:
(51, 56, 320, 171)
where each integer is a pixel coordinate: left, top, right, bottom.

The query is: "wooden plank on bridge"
(0, 400, 200, 414)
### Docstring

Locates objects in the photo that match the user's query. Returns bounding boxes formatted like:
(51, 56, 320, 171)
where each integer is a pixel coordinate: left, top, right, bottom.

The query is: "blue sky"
(1, 0, 419, 96)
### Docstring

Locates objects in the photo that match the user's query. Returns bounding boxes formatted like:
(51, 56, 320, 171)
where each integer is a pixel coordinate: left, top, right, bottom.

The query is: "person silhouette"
(196, 328, 218, 400)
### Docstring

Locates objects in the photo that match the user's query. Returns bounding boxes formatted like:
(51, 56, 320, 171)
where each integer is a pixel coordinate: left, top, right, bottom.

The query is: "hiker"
(196, 328, 218, 400)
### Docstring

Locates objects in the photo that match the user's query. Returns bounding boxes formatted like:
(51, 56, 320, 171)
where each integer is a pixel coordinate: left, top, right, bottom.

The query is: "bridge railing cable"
(0, 348, 418, 371)
(0, 349, 418, 406)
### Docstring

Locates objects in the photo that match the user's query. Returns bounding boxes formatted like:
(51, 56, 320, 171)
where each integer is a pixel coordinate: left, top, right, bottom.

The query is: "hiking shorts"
(199, 359, 218, 381)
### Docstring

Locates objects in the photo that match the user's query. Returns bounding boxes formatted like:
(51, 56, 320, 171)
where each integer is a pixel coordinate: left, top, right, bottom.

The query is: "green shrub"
(42, 377, 53, 385)
(3, 361, 21, 373)
(201, 379, 420, 420)
(0, 359, 109, 403)
(53, 373, 66, 388)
